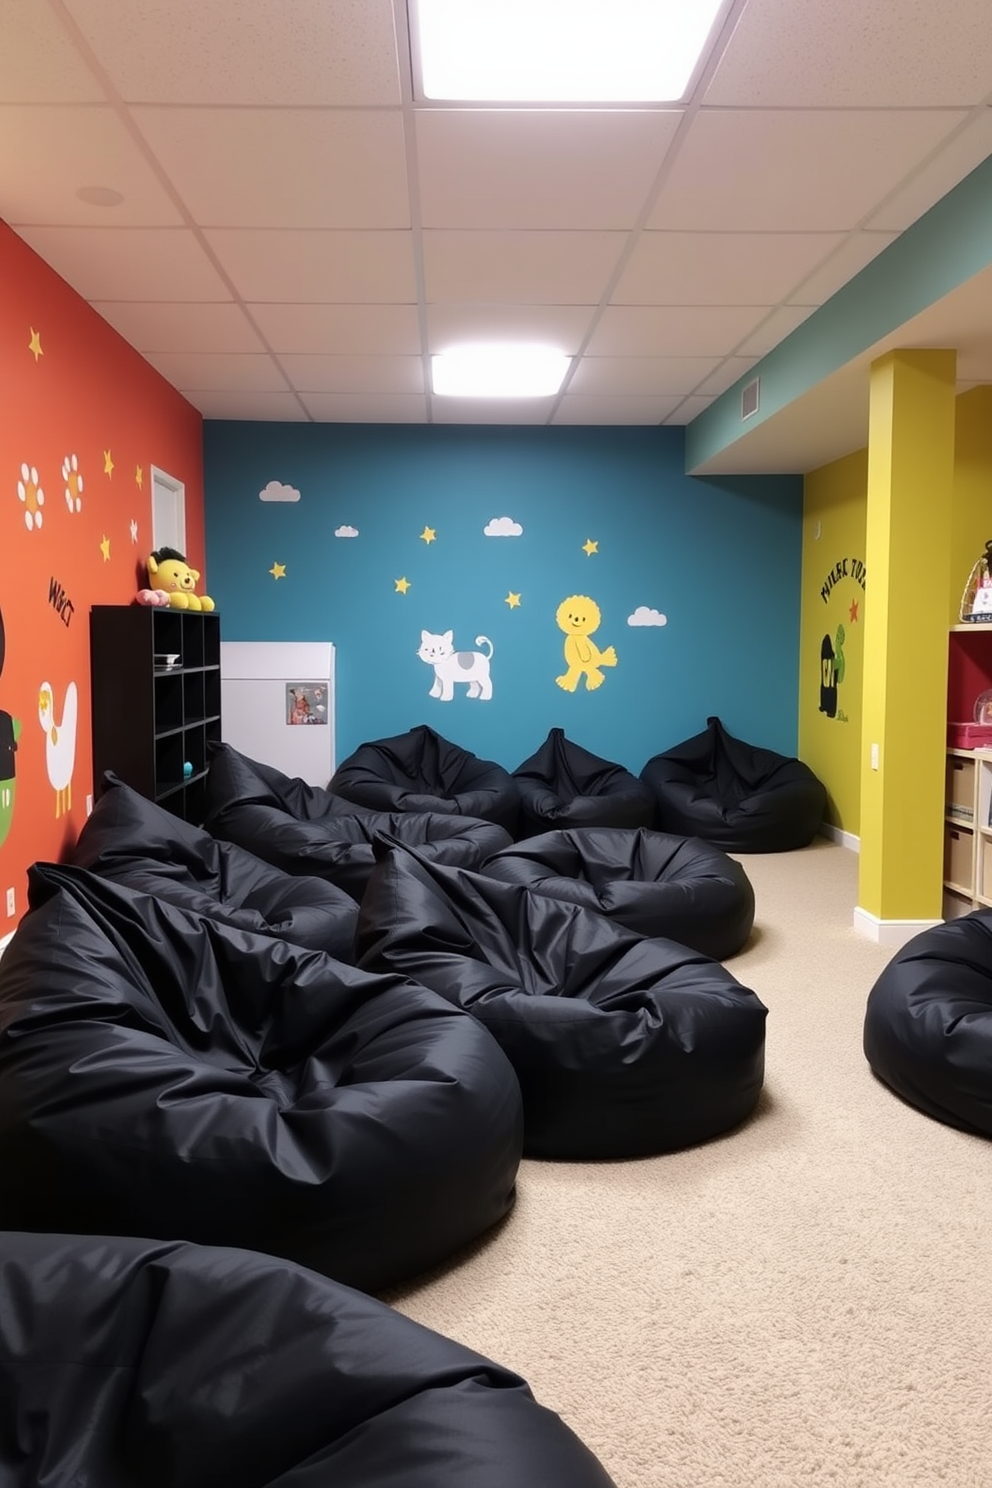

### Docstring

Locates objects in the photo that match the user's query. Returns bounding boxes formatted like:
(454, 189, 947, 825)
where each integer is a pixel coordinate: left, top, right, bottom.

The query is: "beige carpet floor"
(381, 837, 992, 1488)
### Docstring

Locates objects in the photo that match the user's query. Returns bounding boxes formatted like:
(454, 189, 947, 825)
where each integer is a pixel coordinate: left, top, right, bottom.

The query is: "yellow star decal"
(582, 538, 598, 557)
(505, 592, 522, 609)
(395, 577, 411, 594)
(99, 534, 111, 562)
(103, 450, 114, 478)
(419, 526, 436, 544)
(269, 562, 286, 580)
(135, 465, 143, 489)
(28, 328, 43, 361)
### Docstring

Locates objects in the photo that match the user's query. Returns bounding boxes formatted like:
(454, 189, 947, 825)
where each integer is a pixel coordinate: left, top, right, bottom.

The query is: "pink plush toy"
(135, 588, 172, 607)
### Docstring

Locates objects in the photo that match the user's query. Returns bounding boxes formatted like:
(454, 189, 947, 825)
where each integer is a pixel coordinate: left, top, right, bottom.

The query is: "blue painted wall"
(203, 422, 803, 773)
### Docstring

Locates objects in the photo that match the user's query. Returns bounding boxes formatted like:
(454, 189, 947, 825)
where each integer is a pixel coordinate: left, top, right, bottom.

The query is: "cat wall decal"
(417, 630, 494, 701)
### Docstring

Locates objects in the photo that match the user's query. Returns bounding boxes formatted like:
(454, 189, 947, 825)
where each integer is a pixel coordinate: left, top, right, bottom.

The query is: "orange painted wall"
(0, 222, 203, 937)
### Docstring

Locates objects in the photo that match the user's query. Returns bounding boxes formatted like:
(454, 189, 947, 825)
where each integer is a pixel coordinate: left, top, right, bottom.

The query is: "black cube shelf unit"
(89, 605, 221, 825)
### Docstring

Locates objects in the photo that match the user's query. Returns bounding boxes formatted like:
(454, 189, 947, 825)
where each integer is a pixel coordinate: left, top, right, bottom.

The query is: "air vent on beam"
(741, 377, 760, 420)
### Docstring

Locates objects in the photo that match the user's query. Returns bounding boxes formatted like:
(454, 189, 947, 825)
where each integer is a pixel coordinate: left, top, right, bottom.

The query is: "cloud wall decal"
(259, 480, 301, 503)
(335, 524, 359, 538)
(484, 516, 523, 537)
(628, 606, 668, 627)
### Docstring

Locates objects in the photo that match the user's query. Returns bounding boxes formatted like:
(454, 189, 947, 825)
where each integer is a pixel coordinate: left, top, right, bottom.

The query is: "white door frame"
(150, 466, 186, 554)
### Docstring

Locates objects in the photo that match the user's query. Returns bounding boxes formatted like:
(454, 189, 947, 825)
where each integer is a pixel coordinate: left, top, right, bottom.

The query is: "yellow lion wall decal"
(555, 594, 617, 692)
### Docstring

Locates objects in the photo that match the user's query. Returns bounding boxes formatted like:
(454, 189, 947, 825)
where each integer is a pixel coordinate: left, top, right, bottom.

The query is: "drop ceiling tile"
(134, 107, 409, 229)
(552, 395, 679, 425)
(613, 231, 845, 306)
(866, 109, 992, 231)
(12, 225, 232, 300)
(196, 391, 309, 421)
(0, 106, 182, 226)
(431, 396, 554, 424)
(416, 108, 682, 230)
(787, 231, 898, 305)
(0, 1, 104, 101)
(736, 305, 817, 357)
(426, 304, 595, 353)
(569, 357, 721, 396)
(142, 351, 290, 391)
(705, 0, 992, 107)
(92, 301, 267, 353)
(277, 355, 425, 394)
(250, 303, 422, 355)
(586, 305, 768, 357)
(204, 230, 417, 303)
(646, 110, 969, 231)
(300, 392, 428, 422)
(63, 0, 402, 105)
(423, 231, 625, 304)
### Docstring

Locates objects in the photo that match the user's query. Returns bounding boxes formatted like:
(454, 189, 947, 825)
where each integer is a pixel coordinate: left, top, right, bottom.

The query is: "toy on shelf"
(141, 548, 215, 612)
(960, 540, 992, 623)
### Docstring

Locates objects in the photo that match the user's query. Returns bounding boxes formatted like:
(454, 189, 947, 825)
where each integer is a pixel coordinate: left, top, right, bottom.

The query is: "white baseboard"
(820, 823, 859, 852)
(852, 906, 941, 947)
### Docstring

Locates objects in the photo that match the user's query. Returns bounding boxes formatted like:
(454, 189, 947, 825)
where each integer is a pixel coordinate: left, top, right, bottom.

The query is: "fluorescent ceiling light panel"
(412, 0, 725, 103)
(432, 345, 570, 397)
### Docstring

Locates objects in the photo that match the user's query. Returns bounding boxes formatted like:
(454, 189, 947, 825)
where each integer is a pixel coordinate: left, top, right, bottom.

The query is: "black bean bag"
(205, 743, 512, 901)
(863, 910, 992, 1136)
(67, 771, 358, 960)
(640, 715, 826, 853)
(331, 724, 520, 835)
(482, 827, 755, 960)
(0, 1231, 616, 1488)
(0, 862, 523, 1292)
(512, 728, 656, 836)
(357, 840, 767, 1160)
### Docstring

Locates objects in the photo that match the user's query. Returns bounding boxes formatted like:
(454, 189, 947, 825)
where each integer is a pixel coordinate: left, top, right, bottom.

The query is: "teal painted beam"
(685, 150, 992, 472)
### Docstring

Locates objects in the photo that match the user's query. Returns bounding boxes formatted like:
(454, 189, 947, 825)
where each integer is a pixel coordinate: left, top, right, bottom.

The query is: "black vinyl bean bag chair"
(512, 728, 656, 836)
(0, 862, 523, 1292)
(357, 840, 767, 1160)
(482, 827, 755, 960)
(67, 771, 358, 960)
(331, 724, 520, 835)
(863, 910, 992, 1136)
(205, 743, 512, 901)
(640, 715, 826, 853)
(0, 1231, 616, 1488)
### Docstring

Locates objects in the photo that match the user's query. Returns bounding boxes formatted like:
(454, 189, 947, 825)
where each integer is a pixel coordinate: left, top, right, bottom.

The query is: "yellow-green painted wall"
(799, 449, 867, 835)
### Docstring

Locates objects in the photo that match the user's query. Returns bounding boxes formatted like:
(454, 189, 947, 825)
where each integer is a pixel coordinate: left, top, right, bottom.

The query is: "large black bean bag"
(357, 840, 767, 1160)
(205, 743, 512, 900)
(331, 724, 520, 835)
(68, 771, 358, 960)
(863, 910, 992, 1136)
(0, 1231, 616, 1488)
(482, 827, 755, 960)
(640, 715, 826, 853)
(513, 728, 656, 836)
(0, 862, 522, 1292)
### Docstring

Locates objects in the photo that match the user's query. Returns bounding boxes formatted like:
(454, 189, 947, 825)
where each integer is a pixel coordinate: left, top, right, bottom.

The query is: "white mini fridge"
(220, 641, 335, 787)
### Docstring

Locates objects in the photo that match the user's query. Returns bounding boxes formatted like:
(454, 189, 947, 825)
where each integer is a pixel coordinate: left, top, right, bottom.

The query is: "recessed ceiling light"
(411, 0, 725, 103)
(76, 185, 124, 207)
(432, 345, 571, 397)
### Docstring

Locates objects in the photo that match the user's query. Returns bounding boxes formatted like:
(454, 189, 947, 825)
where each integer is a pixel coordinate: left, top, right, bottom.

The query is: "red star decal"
(849, 599, 859, 623)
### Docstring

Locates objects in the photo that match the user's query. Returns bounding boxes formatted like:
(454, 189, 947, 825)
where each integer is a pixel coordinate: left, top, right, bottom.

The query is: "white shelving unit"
(943, 746, 992, 914)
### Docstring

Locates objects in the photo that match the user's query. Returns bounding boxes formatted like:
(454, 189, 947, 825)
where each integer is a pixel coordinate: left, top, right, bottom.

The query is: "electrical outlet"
(86, 793, 94, 816)
(5, 887, 14, 917)
(870, 742, 879, 771)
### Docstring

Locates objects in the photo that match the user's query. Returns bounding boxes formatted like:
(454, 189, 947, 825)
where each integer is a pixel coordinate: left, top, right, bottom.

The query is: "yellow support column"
(856, 349, 956, 940)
